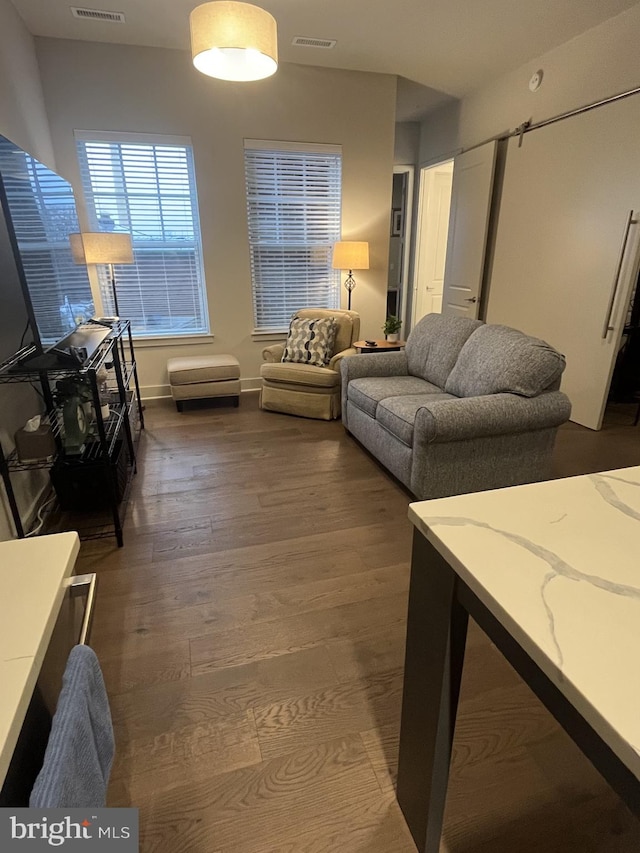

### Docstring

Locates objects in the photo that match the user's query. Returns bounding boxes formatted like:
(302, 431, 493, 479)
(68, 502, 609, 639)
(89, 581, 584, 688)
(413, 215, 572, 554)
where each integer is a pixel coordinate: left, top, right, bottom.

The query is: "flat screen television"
(0, 134, 108, 370)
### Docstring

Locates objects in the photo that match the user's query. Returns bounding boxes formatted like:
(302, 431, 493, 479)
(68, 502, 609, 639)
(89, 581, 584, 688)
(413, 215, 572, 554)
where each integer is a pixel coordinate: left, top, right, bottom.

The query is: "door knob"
(464, 296, 477, 303)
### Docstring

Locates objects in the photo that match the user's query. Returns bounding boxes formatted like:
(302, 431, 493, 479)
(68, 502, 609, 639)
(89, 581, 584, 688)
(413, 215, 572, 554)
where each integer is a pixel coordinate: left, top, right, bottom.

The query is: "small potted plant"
(382, 315, 402, 342)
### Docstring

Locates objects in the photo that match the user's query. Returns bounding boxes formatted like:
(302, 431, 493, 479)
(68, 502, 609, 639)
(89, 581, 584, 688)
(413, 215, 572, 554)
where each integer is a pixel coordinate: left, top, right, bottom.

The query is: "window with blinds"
(244, 141, 342, 332)
(75, 132, 209, 337)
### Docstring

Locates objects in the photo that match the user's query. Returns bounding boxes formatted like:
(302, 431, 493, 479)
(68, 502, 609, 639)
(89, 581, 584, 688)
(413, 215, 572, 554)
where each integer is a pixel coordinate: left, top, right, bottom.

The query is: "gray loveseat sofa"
(341, 313, 572, 500)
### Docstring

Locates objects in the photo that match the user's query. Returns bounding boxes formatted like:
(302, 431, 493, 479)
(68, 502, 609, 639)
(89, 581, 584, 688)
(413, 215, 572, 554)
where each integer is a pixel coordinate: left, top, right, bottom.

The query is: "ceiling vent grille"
(71, 6, 126, 23)
(292, 36, 336, 49)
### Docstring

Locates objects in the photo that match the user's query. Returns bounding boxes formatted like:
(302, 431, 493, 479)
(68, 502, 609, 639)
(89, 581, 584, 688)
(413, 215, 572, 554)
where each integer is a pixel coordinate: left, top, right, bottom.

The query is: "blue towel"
(29, 645, 114, 808)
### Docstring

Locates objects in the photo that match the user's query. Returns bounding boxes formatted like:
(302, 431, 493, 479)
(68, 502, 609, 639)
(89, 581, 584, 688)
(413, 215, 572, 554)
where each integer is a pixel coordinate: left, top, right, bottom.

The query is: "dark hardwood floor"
(75, 393, 640, 852)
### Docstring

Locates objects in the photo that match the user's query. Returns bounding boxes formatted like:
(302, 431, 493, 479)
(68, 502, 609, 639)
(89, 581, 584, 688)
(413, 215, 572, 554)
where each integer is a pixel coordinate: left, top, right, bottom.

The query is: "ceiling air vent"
(292, 36, 336, 49)
(71, 6, 126, 23)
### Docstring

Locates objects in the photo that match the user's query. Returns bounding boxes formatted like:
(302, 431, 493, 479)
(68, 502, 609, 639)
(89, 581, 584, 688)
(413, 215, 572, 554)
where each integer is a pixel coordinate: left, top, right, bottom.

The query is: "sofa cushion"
(282, 316, 337, 368)
(405, 313, 482, 387)
(168, 354, 240, 385)
(348, 376, 443, 418)
(377, 392, 456, 446)
(261, 361, 339, 388)
(445, 324, 566, 398)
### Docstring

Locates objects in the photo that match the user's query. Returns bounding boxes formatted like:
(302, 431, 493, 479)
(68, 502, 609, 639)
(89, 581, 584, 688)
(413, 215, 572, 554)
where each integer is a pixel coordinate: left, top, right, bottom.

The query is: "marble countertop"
(0, 532, 80, 787)
(408, 466, 640, 780)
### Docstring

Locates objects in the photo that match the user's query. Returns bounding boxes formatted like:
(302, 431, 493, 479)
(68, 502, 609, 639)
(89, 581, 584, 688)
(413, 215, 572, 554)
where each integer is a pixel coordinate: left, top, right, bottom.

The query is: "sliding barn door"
(486, 98, 640, 429)
(442, 141, 497, 318)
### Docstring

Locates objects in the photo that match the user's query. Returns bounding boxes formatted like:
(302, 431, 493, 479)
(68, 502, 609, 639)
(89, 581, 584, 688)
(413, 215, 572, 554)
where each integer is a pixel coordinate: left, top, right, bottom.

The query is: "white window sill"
(251, 331, 287, 342)
(134, 334, 214, 348)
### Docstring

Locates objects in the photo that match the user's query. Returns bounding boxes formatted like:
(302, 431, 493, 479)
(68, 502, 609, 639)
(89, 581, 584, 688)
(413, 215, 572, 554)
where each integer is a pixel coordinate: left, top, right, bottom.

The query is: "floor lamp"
(70, 232, 134, 317)
(332, 241, 369, 310)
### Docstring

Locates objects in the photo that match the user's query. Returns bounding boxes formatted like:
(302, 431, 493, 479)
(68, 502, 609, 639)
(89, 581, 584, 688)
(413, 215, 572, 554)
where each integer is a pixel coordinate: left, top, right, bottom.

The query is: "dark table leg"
(396, 529, 469, 852)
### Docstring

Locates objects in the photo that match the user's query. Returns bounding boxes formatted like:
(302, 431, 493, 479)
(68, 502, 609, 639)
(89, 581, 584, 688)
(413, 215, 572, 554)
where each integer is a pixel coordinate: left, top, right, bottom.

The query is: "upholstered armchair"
(260, 308, 360, 420)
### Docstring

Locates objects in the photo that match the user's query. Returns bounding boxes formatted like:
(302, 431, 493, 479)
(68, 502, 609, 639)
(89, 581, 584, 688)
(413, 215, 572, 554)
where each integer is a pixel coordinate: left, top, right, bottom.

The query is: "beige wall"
(394, 122, 420, 165)
(420, 4, 640, 163)
(418, 100, 461, 166)
(35, 38, 397, 396)
(0, 0, 55, 540)
(0, 0, 54, 165)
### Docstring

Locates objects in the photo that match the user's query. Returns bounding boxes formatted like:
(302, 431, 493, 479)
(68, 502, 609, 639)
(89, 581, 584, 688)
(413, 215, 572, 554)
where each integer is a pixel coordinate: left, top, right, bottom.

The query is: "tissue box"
(14, 422, 56, 463)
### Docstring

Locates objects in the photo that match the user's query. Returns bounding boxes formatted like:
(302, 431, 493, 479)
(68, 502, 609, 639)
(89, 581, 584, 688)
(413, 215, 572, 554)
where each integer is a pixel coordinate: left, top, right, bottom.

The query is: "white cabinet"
(0, 533, 80, 791)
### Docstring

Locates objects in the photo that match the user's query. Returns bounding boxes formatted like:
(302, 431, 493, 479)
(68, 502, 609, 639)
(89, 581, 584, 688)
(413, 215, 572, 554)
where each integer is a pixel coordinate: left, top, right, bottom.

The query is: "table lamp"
(332, 241, 369, 310)
(70, 232, 134, 317)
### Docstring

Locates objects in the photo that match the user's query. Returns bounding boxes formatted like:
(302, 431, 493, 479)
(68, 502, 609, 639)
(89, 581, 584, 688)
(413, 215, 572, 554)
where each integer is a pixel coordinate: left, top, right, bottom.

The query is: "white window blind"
(244, 141, 342, 332)
(75, 132, 209, 337)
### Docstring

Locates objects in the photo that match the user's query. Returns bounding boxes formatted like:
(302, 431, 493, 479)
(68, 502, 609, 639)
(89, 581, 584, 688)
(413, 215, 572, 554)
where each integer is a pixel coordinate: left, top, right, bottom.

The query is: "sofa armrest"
(328, 347, 357, 372)
(414, 391, 572, 444)
(262, 344, 285, 363)
(340, 350, 409, 382)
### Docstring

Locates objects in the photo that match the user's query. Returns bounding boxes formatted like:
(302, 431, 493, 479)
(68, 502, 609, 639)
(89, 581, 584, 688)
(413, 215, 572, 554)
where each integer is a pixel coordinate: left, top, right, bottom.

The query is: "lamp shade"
(190, 1, 278, 82)
(69, 233, 87, 265)
(70, 232, 134, 265)
(332, 241, 369, 271)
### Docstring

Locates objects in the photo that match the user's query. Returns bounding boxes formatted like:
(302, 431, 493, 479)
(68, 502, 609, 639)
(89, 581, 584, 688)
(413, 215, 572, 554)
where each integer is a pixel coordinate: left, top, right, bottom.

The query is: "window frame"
(75, 130, 210, 341)
(243, 139, 343, 334)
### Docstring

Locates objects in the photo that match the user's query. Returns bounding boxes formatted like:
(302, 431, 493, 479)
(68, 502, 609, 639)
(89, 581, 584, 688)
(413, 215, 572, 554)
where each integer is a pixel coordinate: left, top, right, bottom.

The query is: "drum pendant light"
(190, 1, 278, 82)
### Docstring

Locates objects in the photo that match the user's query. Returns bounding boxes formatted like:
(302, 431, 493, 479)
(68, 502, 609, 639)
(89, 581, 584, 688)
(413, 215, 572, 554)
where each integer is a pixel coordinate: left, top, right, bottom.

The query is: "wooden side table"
(353, 339, 407, 353)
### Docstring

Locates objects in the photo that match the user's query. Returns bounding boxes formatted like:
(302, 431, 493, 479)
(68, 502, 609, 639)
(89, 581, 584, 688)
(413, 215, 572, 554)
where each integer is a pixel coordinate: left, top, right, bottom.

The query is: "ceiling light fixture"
(190, 1, 278, 82)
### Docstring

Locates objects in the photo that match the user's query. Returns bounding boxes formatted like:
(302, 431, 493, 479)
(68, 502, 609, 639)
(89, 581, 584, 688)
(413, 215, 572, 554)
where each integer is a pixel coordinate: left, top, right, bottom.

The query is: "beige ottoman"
(167, 354, 241, 412)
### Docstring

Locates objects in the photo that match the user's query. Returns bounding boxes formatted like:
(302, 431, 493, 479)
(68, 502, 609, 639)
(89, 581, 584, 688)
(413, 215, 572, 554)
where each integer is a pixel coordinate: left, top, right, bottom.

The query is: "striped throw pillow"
(282, 317, 337, 368)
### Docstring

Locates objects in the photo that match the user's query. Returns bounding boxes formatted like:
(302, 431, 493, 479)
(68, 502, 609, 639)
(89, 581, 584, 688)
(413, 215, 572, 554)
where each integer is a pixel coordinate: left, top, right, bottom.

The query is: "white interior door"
(442, 141, 497, 318)
(413, 162, 453, 324)
(487, 96, 640, 430)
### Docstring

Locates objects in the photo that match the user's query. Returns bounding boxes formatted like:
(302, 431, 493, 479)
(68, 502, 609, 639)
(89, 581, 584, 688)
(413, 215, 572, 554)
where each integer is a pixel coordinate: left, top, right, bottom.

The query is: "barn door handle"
(603, 210, 637, 338)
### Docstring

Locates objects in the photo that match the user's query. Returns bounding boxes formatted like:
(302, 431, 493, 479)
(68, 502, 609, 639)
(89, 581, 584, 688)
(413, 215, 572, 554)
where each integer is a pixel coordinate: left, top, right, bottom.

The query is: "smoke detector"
(529, 69, 543, 92)
(291, 36, 336, 49)
(70, 7, 126, 23)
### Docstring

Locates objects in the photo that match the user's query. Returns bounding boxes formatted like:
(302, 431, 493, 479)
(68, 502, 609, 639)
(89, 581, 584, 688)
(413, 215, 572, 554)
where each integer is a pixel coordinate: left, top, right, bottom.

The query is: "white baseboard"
(0, 475, 51, 540)
(141, 378, 262, 401)
(240, 377, 262, 392)
(23, 483, 54, 536)
(140, 384, 171, 400)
